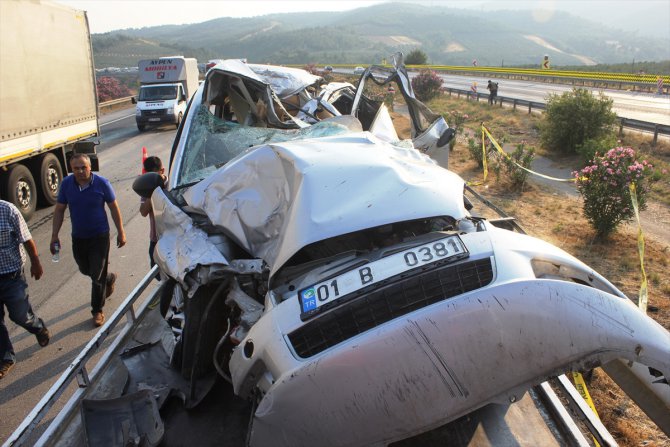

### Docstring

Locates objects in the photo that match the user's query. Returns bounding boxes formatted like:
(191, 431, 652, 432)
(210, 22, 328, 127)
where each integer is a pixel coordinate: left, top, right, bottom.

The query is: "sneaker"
(36, 327, 50, 347)
(105, 273, 117, 298)
(0, 360, 15, 380)
(93, 312, 105, 327)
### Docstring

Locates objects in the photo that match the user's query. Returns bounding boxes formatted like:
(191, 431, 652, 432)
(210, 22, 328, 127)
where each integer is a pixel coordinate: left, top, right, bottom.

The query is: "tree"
(539, 88, 617, 155)
(405, 49, 428, 65)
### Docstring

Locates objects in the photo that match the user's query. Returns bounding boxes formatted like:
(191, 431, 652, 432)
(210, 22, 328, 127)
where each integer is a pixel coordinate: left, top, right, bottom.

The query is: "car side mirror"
(181, 93, 187, 102)
(437, 128, 456, 148)
(132, 172, 166, 199)
(131, 97, 137, 104)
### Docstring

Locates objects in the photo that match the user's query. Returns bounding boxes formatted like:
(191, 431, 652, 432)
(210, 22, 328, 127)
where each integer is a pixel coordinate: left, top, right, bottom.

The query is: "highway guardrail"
(98, 96, 134, 113)
(327, 64, 669, 94)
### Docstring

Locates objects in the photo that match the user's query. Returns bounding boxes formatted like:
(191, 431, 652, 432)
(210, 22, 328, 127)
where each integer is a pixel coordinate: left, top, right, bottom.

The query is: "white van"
(134, 56, 199, 131)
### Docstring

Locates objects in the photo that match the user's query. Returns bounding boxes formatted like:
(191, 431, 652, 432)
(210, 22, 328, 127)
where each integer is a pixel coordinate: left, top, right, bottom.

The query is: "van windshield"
(139, 85, 178, 101)
(175, 105, 358, 187)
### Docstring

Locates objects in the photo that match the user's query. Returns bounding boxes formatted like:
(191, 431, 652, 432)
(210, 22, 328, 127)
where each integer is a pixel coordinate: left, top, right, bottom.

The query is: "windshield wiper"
(172, 179, 204, 191)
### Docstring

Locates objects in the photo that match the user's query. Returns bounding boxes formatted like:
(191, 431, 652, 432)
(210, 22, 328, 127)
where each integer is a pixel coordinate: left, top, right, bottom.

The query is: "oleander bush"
(574, 147, 659, 238)
(411, 69, 442, 102)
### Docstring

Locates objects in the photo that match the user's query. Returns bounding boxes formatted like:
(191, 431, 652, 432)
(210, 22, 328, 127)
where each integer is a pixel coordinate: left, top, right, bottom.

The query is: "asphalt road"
(0, 110, 177, 443)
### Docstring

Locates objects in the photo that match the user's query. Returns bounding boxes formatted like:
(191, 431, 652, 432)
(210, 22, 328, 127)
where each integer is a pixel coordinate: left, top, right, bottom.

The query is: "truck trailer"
(133, 57, 199, 131)
(0, 0, 100, 221)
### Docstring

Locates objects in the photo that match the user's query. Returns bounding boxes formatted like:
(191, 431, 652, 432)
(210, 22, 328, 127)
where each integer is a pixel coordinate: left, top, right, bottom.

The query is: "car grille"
(288, 258, 494, 358)
(141, 109, 168, 117)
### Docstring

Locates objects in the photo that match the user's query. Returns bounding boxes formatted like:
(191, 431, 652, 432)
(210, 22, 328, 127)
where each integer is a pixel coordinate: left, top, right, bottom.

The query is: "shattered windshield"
(175, 105, 361, 187)
(139, 85, 178, 101)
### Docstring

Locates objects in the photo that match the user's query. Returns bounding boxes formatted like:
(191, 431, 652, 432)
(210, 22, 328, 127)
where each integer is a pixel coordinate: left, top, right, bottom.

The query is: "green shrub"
(467, 136, 494, 168)
(574, 147, 657, 238)
(498, 142, 536, 191)
(540, 88, 617, 155)
(576, 134, 619, 162)
(411, 69, 442, 102)
(447, 110, 469, 150)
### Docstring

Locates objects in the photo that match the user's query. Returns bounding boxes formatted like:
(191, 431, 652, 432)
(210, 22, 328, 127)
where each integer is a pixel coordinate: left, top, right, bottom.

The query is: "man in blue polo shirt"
(50, 154, 126, 327)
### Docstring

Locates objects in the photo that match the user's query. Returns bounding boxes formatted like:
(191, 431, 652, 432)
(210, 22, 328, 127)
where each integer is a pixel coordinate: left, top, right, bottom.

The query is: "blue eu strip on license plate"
(299, 235, 467, 314)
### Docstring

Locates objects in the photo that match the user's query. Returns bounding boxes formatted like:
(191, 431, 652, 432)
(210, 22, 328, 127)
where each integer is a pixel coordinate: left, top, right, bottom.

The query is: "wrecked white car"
(131, 58, 670, 446)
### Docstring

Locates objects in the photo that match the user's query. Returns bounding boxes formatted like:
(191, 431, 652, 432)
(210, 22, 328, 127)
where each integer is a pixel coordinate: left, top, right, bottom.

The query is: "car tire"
(137, 124, 146, 132)
(2, 164, 36, 221)
(36, 153, 63, 206)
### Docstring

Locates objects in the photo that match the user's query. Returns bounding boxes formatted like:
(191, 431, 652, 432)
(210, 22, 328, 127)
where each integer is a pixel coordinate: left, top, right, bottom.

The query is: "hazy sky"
(58, 0, 670, 37)
(58, 0, 386, 33)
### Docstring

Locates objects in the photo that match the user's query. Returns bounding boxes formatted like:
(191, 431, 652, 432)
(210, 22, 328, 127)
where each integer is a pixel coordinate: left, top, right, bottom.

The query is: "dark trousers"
(0, 271, 46, 363)
(72, 233, 110, 314)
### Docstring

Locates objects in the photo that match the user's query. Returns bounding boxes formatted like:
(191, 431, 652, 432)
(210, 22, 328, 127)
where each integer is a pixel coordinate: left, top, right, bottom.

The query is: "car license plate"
(148, 118, 160, 122)
(299, 235, 467, 315)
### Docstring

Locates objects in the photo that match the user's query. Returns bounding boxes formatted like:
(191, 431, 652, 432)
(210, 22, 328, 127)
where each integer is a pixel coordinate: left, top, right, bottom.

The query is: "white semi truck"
(0, 0, 100, 221)
(133, 57, 199, 131)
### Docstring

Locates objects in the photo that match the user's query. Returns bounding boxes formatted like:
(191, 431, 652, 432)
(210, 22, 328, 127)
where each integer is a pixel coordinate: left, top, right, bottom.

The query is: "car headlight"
(135, 107, 141, 116)
(168, 107, 174, 115)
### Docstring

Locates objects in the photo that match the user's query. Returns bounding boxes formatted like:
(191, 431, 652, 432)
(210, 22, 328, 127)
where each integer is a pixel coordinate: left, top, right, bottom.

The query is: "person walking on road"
(487, 80, 498, 105)
(0, 200, 50, 379)
(139, 156, 166, 275)
(50, 154, 126, 327)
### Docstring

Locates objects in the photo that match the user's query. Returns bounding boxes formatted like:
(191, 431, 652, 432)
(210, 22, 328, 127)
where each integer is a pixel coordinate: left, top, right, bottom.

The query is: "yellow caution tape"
(481, 126, 488, 183)
(629, 183, 648, 313)
(481, 125, 578, 182)
(571, 372, 601, 447)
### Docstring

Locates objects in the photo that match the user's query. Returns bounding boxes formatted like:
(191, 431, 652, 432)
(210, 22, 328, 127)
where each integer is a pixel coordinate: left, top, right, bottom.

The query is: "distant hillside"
(92, 2, 670, 68)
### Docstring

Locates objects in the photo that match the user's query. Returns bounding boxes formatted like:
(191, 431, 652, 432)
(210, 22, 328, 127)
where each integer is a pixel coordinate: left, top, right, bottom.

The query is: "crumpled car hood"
(181, 132, 468, 277)
(247, 63, 322, 98)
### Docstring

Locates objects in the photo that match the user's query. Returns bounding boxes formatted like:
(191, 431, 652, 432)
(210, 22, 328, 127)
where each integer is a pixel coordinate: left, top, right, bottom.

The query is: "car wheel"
(37, 153, 63, 206)
(3, 164, 36, 221)
(137, 124, 146, 132)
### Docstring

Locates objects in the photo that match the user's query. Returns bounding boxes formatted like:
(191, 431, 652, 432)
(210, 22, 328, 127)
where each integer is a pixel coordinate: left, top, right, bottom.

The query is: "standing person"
(487, 80, 498, 105)
(1, 200, 50, 379)
(50, 154, 126, 327)
(139, 156, 166, 275)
